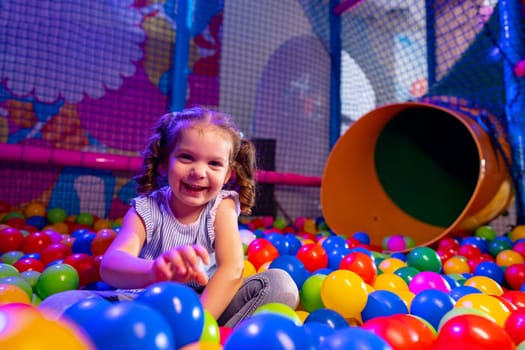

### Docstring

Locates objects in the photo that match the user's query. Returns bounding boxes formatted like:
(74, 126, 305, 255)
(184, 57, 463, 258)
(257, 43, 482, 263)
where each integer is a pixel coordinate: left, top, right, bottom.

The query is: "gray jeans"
(39, 268, 299, 328)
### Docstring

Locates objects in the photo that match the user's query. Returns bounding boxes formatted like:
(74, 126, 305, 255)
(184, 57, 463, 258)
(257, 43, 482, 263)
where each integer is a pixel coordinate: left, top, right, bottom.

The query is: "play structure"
(1, 0, 525, 249)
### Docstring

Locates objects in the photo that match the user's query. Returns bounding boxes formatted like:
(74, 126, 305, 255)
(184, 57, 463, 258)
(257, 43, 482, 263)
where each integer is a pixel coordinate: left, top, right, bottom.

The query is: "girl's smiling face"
(167, 124, 233, 219)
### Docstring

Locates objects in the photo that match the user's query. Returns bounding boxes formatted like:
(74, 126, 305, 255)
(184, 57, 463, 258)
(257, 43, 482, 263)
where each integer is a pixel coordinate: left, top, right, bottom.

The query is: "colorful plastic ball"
(219, 326, 233, 346)
(406, 246, 442, 272)
(442, 255, 470, 274)
(0, 275, 33, 299)
(501, 290, 525, 309)
(296, 243, 328, 273)
(323, 243, 349, 269)
(254, 302, 302, 326)
(320, 270, 368, 318)
(449, 285, 483, 301)
(25, 216, 48, 230)
(463, 275, 504, 296)
(46, 207, 67, 224)
(361, 315, 430, 350)
(263, 232, 290, 255)
(505, 308, 525, 345)
(409, 271, 451, 294)
(504, 263, 525, 290)
(510, 225, 525, 242)
(91, 228, 117, 256)
(75, 212, 94, 226)
(12, 256, 44, 273)
(361, 289, 409, 323)
(62, 297, 112, 327)
(21, 231, 53, 254)
(39, 242, 72, 266)
(0, 283, 31, 304)
(224, 313, 315, 350)
(455, 293, 511, 327)
(351, 231, 370, 245)
(497, 249, 525, 267)
(246, 238, 279, 271)
(319, 326, 392, 350)
(339, 251, 377, 285)
(269, 254, 309, 289)
(284, 233, 302, 255)
(300, 273, 326, 312)
(303, 307, 349, 330)
(0, 262, 20, 278)
(135, 281, 204, 349)
(35, 263, 79, 299)
(200, 310, 220, 344)
(0, 226, 25, 253)
(393, 265, 420, 285)
(71, 232, 96, 255)
(410, 289, 456, 330)
(475, 225, 497, 240)
(473, 260, 504, 284)
(436, 314, 514, 349)
(63, 253, 97, 287)
(382, 234, 413, 252)
(81, 301, 174, 350)
(302, 322, 335, 348)
(513, 241, 525, 260)
(0, 303, 94, 349)
(372, 272, 409, 292)
(489, 236, 513, 257)
(20, 270, 41, 289)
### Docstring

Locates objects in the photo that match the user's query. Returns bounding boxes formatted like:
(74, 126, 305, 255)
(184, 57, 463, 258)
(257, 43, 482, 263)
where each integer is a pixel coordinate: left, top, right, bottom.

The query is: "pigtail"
(134, 113, 173, 194)
(231, 138, 257, 215)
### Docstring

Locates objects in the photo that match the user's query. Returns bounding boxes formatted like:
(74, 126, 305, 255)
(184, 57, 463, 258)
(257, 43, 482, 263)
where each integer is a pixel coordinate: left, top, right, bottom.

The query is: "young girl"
(39, 107, 299, 327)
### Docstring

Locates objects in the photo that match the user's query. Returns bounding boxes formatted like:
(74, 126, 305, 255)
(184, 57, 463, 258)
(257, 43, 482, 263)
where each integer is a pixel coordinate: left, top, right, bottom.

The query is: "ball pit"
(0, 203, 524, 349)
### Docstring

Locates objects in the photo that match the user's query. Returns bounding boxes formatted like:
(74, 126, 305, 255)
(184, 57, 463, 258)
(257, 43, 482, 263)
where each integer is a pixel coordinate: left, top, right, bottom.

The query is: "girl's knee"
(266, 268, 300, 307)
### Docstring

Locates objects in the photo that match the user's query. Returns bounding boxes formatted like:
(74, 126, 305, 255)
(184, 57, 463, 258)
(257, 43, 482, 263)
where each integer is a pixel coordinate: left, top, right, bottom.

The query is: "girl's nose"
(190, 166, 205, 178)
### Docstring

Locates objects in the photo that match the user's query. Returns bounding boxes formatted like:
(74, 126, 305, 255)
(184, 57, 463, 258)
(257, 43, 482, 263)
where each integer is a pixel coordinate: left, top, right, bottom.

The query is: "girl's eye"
(177, 153, 192, 161)
(209, 161, 223, 167)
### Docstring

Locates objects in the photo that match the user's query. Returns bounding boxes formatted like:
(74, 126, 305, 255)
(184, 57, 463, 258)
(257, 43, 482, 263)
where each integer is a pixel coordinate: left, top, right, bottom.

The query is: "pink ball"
(409, 271, 452, 294)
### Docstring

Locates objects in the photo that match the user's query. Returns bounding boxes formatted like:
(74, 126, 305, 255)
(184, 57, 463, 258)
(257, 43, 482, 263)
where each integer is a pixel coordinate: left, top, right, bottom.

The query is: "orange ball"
(0, 284, 31, 305)
(23, 202, 46, 218)
(91, 228, 117, 256)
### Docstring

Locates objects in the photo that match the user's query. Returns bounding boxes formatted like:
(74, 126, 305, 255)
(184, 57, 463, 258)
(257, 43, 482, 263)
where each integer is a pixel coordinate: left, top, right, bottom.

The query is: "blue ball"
(304, 308, 348, 330)
(62, 297, 112, 327)
(352, 231, 370, 245)
(264, 233, 290, 255)
(326, 246, 351, 270)
(135, 282, 204, 349)
(284, 234, 302, 255)
(25, 215, 47, 230)
(269, 254, 309, 289)
(224, 313, 316, 350)
(361, 290, 409, 323)
(321, 236, 348, 252)
(474, 261, 505, 285)
(71, 232, 96, 255)
(319, 326, 392, 350)
(82, 301, 175, 350)
(410, 289, 455, 330)
(449, 285, 483, 301)
(461, 236, 489, 253)
(302, 322, 336, 348)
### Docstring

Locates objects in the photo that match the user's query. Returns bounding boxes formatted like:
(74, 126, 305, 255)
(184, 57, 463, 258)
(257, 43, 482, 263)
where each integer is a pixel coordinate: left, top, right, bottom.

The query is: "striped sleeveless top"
(132, 186, 240, 289)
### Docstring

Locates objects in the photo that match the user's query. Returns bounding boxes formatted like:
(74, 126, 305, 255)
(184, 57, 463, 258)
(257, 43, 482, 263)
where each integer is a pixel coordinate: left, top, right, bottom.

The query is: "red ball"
(63, 253, 97, 287)
(512, 241, 525, 260)
(246, 238, 279, 271)
(21, 231, 53, 254)
(437, 237, 460, 252)
(39, 242, 73, 266)
(436, 314, 515, 349)
(362, 315, 428, 350)
(504, 263, 525, 291)
(339, 251, 377, 285)
(457, 244, 482, 259)
(295, 243, 328, 273)
(5, 217, 26, 229)
(505, 308, 525, 345)
(0, 226, 25, 253)
(501, 290, 525, 309)
(13, 257, 45, 273)
(91, 228, 117, 256)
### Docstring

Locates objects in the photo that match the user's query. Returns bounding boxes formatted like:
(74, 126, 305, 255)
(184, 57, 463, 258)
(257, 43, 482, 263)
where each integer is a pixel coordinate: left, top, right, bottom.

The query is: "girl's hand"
(151, 244, 211, 285)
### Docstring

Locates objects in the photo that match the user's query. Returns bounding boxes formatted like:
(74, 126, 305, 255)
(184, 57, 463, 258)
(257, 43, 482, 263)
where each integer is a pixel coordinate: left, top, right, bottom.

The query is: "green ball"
(0, 275, 33, 299)
(200, 310, 220, 344)
(273, 217, 287, 230)
(299, 274, 326, 313)
(406, 246, 442, 273)
(475, 225, 497, 240)
(253, 302, 302, 326)
(20, 270, 41, 289)
(394, 266, 421, 285)
(0, 251, 24, 265)
(0, 262, 20, 277)
(1, 211, 24, 223)
(36, 263, 79, 299)
(76, 212, 94, 226)
(46, 207, 67, 224)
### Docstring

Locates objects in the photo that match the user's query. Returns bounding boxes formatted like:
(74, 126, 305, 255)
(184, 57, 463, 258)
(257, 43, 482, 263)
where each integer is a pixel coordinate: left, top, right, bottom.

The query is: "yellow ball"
(455, 293, 511, 327)
(321, 270, 368, 318)
(510, 225, 525, 241)
(496, 249, 524, 267)
(242, 260, 256, 278)
(463, 275, 503, 296)
(372, 273, 409, 292)
(442, 256, 471, 274)
(378, 258, 406, 274)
